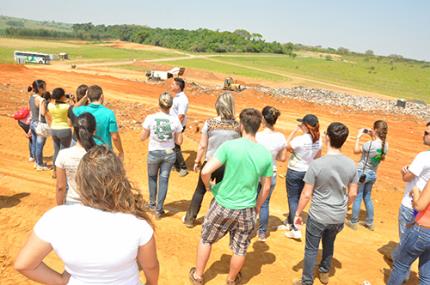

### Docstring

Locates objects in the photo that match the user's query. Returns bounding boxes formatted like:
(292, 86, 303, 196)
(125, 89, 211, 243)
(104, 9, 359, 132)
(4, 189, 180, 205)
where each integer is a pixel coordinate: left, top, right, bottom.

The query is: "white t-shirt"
(288, 134, 322, 172)
(402, 151, 430, 209)
(143, 112, 183, 151)
(169, 92, 188, 127)
(34, 205, 153, 285)
(55, 146, 87, 204)
(256, 129, 287, 172)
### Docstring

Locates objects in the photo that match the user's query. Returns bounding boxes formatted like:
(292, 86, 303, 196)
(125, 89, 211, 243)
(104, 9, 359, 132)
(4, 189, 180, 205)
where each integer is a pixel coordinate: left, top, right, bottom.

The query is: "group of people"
(12, 77, 430, 285)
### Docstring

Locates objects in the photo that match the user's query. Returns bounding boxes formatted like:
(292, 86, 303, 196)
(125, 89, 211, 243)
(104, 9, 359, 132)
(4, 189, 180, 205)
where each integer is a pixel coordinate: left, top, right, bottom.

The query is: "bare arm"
(74, 95, 88, 107)
(140, 128, 150, 142)
(413, 182, 430, 211)
(401, 165, 416, 182)
(293, 184, 314, 226)
(285, 126, 301, 153)
(201, 157, 223, 191)
(178, 114, 185, 124)
(347, 183, 358, 206)
(275, 147, 287, 162)
(44, 108, 52, 126)
(137, 236, 159, 285)
(256, 177, 271, 213)
(353, 130, 365, 154)
(174, 132, 183, 146)
(55, 167, 67, 205)
(194, 133, 208, 171)
(15, 232, 70, 285)
(111, 132, 124, 161)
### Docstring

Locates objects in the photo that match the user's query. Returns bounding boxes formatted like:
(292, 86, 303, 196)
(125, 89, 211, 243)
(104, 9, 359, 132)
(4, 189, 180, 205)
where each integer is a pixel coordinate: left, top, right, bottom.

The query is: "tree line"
(4, 23, 295, 55)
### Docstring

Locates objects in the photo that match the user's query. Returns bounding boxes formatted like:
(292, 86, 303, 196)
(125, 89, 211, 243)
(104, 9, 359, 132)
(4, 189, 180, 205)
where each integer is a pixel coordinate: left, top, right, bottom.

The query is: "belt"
(416, 223, 430, 230)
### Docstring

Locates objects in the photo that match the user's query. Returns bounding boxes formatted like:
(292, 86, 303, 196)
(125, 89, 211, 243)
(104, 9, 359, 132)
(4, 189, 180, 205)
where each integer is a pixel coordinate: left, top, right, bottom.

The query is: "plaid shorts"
(201, 201, 256, 256)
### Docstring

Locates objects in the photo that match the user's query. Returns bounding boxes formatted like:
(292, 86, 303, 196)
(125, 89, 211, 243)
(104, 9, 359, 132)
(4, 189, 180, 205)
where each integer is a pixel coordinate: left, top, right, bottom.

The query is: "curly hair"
(76, 146, 152, 225)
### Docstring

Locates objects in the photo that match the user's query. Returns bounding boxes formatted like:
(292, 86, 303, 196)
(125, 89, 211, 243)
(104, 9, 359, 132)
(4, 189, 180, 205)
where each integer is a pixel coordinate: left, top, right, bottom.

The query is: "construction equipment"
(146, 67, 185, 81)
(223, 77, 245, 92)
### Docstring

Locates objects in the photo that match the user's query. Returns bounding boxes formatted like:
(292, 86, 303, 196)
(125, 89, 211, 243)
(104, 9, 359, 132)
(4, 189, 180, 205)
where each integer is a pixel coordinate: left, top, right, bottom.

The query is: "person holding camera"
(347, 120, 388, 231)
(46, 88, 72, 178)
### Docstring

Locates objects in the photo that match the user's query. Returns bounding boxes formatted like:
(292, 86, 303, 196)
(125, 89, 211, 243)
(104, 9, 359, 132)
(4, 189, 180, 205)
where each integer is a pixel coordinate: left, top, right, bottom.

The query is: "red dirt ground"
(0, 64, 425, 285)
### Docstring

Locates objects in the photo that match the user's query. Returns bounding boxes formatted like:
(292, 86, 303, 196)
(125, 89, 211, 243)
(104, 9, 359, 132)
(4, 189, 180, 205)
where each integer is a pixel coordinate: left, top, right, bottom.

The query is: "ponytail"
(74, 113, 96, 151)
(305, 123, 320, 143)
(29, 80, 46, 94)
(374, 120, 388, 161)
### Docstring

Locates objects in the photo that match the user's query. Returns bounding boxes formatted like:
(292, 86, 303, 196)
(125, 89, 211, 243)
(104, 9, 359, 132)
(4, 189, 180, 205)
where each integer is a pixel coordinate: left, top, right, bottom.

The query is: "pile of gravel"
(253, 86, 429, 120)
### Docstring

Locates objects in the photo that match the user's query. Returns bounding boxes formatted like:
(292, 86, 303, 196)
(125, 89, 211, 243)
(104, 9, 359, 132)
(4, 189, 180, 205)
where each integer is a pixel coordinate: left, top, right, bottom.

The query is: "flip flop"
(189, 267, 203, 285)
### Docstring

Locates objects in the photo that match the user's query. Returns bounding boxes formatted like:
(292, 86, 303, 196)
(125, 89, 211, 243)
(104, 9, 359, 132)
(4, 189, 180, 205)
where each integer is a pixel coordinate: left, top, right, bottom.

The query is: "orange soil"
(0, 64, 425, 285)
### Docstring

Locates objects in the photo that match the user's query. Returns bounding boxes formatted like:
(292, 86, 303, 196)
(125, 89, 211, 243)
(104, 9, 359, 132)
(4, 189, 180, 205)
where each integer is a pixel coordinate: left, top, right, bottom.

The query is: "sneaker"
(365, 223, 375, 231)
(188, 267, 203, 285)
(258, 232, 267, 242)
(346, 220, 358, 230)
(179, 169, 189, 177)
(155, 210, 165, 220)
(277, 223, 292, 231)
(182, 215, 194, 228)
(319, 271, 329, 284)
(28, 157, 35, 162)
(36, 165, 50, 171)
(285, 229, 302, 240)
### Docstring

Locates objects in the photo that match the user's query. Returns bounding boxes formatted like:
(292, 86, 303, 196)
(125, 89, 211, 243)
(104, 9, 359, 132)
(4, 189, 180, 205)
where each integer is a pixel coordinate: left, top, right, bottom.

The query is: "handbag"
(13, 107, 30, 120)
(35, 98, 51, 137)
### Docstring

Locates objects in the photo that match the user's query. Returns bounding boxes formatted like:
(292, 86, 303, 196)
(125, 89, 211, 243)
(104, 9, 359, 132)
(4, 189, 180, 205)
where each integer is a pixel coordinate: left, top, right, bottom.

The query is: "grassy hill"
(0, 15, 72, 35)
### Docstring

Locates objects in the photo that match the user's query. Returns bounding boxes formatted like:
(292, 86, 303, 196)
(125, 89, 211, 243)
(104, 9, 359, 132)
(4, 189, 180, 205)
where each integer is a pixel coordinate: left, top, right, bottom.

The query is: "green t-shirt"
(212, 138, 273, 209)
(73, 103, 118, 149)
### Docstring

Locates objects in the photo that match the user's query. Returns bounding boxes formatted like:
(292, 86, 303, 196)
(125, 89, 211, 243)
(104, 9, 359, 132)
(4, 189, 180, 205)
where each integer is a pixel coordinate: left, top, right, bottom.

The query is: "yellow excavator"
(223, 77, 244, 92)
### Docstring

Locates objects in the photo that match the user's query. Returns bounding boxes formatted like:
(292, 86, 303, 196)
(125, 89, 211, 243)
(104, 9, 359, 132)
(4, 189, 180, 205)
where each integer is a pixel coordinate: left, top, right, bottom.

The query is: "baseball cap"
(297, 114, 319, 127)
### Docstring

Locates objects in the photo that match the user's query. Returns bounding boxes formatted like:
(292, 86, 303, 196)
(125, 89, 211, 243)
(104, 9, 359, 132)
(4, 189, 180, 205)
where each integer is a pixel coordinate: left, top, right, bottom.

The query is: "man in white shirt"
(392, 122, 430, 282)
(170, 78, 189, 177)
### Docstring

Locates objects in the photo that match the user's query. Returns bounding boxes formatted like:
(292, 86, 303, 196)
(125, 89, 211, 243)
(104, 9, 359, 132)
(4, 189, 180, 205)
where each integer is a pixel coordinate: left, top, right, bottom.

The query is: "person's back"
(212, 137, 272, 209)
(34, 204, 152, 285)
(74, 104, 116, 147)
(308, 154, 357, 224)
(204, 117, 240, 160)
(55, 145, 87, 204)
(48, 102, 69, 129)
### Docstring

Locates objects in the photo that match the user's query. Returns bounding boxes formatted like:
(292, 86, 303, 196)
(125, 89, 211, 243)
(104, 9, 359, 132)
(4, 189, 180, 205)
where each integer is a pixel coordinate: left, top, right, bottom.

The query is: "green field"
(164, 54, 430, 101)
(0, 38, 179, 63)
(121, 58, 288, 82)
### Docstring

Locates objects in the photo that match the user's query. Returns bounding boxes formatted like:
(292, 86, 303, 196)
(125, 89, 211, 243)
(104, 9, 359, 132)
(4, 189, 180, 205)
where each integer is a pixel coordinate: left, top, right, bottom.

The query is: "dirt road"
(0, 64, 425, 285)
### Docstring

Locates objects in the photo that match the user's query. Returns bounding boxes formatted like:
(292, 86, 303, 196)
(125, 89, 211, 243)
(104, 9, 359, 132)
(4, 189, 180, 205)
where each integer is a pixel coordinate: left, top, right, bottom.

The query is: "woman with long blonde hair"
(182, 92, 240, 227)
(15, 146, 159, 285)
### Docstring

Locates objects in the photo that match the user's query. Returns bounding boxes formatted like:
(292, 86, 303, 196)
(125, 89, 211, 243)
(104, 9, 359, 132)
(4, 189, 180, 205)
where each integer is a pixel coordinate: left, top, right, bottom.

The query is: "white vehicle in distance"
(14, 51, 51, 64)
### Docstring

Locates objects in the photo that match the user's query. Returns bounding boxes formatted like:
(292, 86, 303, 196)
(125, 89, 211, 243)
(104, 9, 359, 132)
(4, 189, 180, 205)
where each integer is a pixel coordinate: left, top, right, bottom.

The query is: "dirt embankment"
(0, 64, 425, 285)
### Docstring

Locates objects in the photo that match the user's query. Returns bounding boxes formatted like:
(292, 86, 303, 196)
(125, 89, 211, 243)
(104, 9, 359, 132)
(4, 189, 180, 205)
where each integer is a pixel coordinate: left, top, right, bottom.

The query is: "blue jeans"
(388, 224, 430, 285)
(302, 216, 344, 285)
(147, 150, 176, 214)
(398, 204, 415, 239)
(286, 168, 306, 230)
(257, 174, 277, 235)
(351, 170, 376, 224)
(51, 128, 72, 166)
(30, 121, 47, 166)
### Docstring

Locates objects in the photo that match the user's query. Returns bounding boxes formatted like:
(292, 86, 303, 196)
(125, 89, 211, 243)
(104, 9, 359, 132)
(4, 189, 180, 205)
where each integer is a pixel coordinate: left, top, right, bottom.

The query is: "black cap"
(297, 114, 319, 127)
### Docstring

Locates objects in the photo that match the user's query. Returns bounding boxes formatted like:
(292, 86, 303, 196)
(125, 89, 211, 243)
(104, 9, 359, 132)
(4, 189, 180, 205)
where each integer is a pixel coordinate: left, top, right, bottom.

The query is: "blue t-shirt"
(73, 104, 118, 148)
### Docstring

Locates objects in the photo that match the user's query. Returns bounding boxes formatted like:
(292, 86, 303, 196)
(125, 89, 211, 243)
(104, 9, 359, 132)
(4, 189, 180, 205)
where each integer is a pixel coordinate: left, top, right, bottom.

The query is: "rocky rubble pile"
(253, 86, 430, 120)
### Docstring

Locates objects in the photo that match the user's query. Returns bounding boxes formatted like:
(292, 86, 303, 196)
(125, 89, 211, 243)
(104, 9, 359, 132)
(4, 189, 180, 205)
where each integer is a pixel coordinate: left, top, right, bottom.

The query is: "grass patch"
(212, 55, 430, 101)
(161, 58, 288, 82)
(0, 40, 179, 63)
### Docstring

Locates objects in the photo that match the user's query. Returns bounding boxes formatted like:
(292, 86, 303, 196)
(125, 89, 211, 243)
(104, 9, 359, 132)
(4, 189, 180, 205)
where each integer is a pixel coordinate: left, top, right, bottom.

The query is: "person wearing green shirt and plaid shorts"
(189, 108, 273, 285)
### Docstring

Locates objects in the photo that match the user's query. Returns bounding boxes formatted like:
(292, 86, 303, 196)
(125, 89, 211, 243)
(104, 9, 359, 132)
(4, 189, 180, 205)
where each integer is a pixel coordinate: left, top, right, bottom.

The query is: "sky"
(1, 0, 429, 61)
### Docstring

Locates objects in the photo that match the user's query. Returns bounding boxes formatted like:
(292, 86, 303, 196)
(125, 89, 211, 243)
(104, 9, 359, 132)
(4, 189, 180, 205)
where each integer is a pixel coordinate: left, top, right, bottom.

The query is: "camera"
(359, 174, 367, 183)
